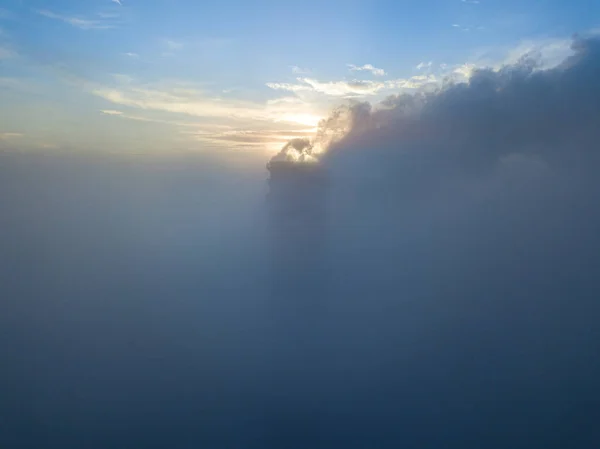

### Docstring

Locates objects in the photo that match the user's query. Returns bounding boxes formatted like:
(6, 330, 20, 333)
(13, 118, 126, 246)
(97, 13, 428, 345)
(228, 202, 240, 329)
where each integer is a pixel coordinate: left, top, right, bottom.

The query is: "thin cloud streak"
(416, 61, 433, 70)
(267, 75, 438, 97)
(92, 78, 325, 150)
(0, 132, 23, 140)
(348, 63, 387, 76)
(291, 66, 311, 74)
(35, 9, 115, 30)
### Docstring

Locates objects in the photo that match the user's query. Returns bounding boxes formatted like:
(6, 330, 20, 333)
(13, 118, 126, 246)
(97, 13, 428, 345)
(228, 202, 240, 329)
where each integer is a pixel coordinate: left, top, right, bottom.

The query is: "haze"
(1, 2, 600, 448)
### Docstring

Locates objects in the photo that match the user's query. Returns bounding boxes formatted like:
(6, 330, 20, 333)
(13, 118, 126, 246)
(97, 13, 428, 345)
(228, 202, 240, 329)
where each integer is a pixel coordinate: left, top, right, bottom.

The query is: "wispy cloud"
(416, 61, 433, 70)
(452, 23, 471, 31)
(388, 75, 438, 89)
(123, 52, 139, 58)
(268, 78, 386, 96)
(184, 128, 316, 147)
(0, 132, 23, 140)
(100, 109, 193, 126)
(96, 90, 321, 152)
(348, 63, 387, 76)
(291, 65, 311, 74)
(267, 74, 437, 97)
(111, 0, 122, 5)
(92, 77, 324, 129)
(461, 0, 480, 4)
(266, 82, 313, 93)
(160, 39, 185, 57)
(500, 37, 574, 70)
(35, 9, 115, 30)
(304, 78, 387, 96)
(164, 39, 184, 50)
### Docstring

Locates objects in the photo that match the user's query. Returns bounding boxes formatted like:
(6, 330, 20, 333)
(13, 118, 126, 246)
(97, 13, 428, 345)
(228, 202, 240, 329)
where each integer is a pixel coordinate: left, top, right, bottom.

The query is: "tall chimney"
(266, 159, 329, 301)
(263, 159, 330, 447)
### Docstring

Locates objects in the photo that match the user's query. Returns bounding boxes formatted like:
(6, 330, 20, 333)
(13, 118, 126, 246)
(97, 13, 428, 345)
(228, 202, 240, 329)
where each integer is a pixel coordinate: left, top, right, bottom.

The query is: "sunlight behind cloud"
(275, 113, 322, 127)
(1, 4, 593, 159)
(91, 77, 325, 154)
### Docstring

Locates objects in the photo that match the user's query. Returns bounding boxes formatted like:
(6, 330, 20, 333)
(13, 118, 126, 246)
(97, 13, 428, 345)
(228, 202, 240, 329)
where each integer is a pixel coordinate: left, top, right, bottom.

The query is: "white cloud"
(267, 35, 579, 108)
(111, 0, 122, 5)
(268, 77, 388, 96)
(348, 64, 387, 76)
(123, 52, 139, 58)
(267, 74, 439, 97)
(35, 9, 114, 30)
(302, 78, 388, 96)
(461, 0, 480, 4)
(265, 82, 313, 93)
(452, 63, 477, 79)
(101, 110, 124, 115)
(452, 24, 471, 31)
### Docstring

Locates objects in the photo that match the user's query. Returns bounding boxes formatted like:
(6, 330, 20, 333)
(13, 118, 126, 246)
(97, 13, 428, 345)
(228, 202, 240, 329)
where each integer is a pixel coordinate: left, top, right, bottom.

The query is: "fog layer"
(2, 37, 600, 449)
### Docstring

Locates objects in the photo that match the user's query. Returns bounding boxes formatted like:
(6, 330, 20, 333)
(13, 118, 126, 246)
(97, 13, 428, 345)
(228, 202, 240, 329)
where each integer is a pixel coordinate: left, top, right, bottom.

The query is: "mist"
(2, 37, 600, 449)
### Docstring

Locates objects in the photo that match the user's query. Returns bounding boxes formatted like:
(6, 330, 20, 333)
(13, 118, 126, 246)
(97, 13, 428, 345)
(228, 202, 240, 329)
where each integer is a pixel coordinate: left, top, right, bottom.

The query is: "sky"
(0, 0, 598, 159)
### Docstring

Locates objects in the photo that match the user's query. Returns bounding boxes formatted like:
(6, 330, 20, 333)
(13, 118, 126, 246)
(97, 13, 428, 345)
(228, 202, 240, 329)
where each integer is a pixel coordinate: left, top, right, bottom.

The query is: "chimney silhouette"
(266, 160, 328, 301)
(263, 159, 330, 447)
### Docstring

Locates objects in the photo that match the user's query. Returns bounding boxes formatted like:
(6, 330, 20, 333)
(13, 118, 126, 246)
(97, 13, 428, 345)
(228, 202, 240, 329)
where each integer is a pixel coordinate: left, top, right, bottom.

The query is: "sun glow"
(277, 113, 323, 127)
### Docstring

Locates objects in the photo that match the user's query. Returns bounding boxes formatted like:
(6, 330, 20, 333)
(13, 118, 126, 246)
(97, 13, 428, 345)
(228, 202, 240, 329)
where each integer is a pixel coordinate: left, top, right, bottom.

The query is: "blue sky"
(0, 0, 597, 158)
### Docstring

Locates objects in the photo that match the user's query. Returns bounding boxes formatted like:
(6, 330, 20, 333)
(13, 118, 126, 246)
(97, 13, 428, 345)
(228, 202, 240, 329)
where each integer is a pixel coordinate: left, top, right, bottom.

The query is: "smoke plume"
(275, 36, 600, 177)
(269, 101, 374, 163)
